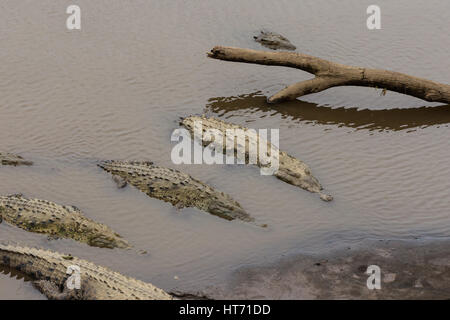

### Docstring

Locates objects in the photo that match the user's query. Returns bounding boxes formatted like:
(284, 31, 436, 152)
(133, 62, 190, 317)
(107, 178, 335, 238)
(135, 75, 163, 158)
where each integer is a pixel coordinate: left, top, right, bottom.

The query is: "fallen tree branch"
(207, 46, 450, 104)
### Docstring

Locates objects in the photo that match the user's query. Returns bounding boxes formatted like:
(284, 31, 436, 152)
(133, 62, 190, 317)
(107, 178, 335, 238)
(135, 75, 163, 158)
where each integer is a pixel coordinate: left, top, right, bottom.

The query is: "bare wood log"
(207, 46, 450, 104)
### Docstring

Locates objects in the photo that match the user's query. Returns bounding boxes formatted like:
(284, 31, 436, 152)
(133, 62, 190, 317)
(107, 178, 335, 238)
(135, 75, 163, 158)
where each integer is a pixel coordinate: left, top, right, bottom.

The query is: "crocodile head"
(207, 196, 253, 223)
(88, 234, 131, 249)
(253, 31, 297, 51)
(0, 153, 33, 166)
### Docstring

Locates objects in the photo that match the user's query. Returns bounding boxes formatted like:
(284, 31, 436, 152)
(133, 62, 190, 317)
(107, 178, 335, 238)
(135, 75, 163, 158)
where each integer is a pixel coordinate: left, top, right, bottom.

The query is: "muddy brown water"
(0, 0, 449, 299)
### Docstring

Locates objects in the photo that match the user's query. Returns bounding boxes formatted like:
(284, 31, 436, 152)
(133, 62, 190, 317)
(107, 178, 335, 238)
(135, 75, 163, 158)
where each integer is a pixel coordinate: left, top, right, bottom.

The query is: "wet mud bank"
(204, 238, 450, 299)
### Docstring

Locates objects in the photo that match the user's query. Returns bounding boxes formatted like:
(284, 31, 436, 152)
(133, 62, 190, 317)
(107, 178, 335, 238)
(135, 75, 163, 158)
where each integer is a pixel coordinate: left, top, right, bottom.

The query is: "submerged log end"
(267, 92, 293, 104)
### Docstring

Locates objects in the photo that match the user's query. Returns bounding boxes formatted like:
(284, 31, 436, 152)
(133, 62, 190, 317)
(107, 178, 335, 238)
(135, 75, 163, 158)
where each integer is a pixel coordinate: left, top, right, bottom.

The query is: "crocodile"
(253, 30, 296, 51)
(0, 152, 33, 166)
(0, 194, 130, 249)
(98, 160, 256, 223)
(181, 116, 332, 201)
(0, 242, 172, 300)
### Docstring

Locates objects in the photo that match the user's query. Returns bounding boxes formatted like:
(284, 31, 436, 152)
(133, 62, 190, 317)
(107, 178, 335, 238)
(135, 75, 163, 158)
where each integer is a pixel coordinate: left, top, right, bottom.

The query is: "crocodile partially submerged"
(0, 152, 33, 166)
(181, 116, 332, 201)
(98, 160, 256, 223)
(0, 195, 130, 249)
(0, 242, 172, 300)
(253, 30, 296, 51)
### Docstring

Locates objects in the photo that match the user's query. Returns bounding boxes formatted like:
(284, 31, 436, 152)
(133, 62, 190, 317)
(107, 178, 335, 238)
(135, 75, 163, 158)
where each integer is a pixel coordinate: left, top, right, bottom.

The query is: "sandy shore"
(201, 238, 450, 299)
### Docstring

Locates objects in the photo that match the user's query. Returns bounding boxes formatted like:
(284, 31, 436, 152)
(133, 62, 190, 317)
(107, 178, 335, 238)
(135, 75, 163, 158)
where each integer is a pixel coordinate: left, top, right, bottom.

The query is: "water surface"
(0, 0, 449, 298)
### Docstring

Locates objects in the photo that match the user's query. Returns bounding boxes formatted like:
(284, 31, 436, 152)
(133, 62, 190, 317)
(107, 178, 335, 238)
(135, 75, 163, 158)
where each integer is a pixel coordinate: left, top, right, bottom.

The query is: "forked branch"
(207, 46, 450, 104)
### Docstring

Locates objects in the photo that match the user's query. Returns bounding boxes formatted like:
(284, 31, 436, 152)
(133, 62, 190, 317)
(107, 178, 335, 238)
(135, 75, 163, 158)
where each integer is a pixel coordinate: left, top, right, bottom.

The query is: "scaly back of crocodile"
(0, 195, 130, 249)
(98, 160, 254, 223)
(181, 116, 332, 201)
(0, 243, 172, 300)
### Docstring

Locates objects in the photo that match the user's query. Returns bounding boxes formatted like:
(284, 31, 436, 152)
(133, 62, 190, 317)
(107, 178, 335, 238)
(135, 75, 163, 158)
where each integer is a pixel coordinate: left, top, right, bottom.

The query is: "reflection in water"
(205, 92, 450, 131)
(0, 265, 46, 299)
(0, 266, 32, 282)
